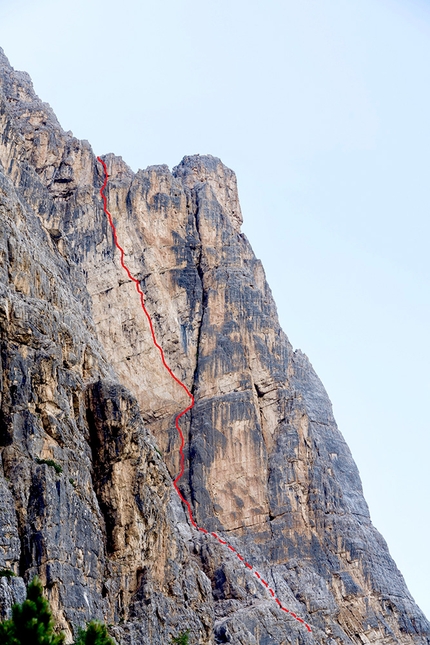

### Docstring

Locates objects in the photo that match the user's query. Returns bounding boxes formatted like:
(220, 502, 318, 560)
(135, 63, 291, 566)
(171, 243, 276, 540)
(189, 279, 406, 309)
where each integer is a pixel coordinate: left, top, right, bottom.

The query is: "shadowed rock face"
(0, 46, 429, 645)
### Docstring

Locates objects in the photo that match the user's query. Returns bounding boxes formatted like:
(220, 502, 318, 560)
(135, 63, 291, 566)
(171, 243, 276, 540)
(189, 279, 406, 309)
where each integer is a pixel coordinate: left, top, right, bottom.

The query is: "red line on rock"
(96, 157, 312, 634)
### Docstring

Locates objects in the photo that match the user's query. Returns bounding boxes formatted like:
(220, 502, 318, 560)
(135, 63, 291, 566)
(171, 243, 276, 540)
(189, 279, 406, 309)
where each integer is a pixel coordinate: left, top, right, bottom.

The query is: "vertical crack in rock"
(187, 188, 206, 520)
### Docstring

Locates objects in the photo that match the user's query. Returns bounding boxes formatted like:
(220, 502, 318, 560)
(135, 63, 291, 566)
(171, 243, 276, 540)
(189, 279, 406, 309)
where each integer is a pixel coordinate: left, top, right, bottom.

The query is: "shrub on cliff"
(0, 576, 65, 644)
(171, 630, 190, 645)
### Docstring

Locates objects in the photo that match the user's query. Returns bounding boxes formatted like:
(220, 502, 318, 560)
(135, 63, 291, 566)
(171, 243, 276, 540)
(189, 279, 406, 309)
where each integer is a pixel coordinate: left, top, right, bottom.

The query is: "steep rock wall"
(0, 50, 213, 644)
(0, 47, 429, 645)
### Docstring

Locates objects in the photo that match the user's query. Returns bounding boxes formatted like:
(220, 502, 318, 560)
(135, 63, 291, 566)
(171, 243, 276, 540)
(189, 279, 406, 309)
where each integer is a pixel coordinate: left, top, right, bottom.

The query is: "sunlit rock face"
(0, 46, 429, 645)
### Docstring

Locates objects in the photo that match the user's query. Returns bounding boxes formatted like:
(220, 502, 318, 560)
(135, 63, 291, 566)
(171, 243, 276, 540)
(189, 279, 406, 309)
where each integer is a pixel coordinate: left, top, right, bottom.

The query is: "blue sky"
(1, 0, 429, 617)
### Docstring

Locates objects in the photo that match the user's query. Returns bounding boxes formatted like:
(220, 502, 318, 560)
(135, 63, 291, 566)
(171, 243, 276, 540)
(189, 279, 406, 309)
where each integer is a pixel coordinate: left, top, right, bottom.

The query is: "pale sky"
(0, 0, 429, 618)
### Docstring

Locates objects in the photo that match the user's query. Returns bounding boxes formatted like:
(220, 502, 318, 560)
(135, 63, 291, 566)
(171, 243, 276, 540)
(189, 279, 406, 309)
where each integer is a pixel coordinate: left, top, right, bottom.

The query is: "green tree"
(0, 576, 65, 645)
(74, 621, 115, 645)
(0, 617, 18, 645)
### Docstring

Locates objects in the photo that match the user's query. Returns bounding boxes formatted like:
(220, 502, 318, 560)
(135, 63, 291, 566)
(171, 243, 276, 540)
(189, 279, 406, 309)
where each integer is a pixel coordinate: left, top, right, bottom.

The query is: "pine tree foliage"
(0, 616, 17, 645)
(0, 579, 118, 645)
(74, 621, 115, 645)
(0, 577, 65, 645)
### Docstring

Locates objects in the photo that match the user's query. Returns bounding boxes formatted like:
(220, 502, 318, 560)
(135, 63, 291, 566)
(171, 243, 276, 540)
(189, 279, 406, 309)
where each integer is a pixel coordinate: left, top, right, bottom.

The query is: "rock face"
(0, 47, 429, 645)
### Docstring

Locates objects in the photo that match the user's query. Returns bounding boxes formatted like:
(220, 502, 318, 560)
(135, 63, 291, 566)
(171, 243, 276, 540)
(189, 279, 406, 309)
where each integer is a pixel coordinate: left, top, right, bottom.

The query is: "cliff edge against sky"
(0, 47, 428, 645)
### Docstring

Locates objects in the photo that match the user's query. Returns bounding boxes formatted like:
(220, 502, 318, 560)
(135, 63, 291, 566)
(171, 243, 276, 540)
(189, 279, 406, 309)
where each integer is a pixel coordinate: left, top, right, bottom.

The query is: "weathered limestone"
(0, 46, 429, 644)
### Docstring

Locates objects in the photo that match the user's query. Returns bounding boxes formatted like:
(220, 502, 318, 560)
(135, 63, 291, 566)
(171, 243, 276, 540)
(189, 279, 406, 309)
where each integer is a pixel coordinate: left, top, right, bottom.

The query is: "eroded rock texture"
(0, 47, 428, 645)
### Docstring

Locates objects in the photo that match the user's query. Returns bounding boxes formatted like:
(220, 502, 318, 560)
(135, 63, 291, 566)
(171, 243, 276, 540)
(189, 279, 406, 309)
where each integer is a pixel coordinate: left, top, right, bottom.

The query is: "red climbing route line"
(96, 156, 312, 634)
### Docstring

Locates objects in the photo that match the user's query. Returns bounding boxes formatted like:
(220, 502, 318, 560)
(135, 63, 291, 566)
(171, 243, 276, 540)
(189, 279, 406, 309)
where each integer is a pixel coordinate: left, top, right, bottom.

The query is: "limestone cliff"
(0, 47, 428, 645)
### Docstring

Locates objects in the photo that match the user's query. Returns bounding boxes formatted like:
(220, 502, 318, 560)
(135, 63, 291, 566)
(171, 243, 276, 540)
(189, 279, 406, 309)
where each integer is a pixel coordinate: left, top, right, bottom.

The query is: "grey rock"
(0, 576, 26, 620)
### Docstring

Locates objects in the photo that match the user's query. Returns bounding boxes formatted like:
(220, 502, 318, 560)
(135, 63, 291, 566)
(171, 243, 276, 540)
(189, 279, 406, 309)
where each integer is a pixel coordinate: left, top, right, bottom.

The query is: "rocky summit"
(0, 47, 428, 645)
